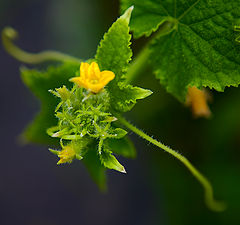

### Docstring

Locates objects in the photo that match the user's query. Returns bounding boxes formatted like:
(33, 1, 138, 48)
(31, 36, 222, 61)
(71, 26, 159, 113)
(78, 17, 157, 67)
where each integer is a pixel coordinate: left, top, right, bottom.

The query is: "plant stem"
(118, 116, 226, 212)
(2, 27, 81, 64)
(125, 46, 150, 84)
(126, 19, 177, 84)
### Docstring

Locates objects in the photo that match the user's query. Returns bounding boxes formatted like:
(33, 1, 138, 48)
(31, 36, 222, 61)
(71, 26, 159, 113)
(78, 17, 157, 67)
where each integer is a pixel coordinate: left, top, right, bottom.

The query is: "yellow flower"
(56, 146, 76, 165)
(186, 86, 211, 118)
(70, 62, 115, 93)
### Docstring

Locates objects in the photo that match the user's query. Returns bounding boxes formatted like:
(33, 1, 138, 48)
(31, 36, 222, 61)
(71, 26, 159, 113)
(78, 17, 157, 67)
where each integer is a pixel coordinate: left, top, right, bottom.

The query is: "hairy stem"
(2, 27, 81, 64)
(118, 116, 226, 212)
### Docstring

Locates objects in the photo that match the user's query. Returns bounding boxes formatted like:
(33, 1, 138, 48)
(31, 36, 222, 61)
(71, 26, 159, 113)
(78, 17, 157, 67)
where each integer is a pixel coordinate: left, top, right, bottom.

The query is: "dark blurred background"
(0, 1, 240, 225)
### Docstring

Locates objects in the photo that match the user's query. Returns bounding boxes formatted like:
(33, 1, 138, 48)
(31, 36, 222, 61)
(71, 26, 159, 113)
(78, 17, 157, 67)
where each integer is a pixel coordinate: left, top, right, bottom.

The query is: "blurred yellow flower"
(70, 62, 115, 93)
(57, 146, 76, 165)
(186, 86, 211, 118)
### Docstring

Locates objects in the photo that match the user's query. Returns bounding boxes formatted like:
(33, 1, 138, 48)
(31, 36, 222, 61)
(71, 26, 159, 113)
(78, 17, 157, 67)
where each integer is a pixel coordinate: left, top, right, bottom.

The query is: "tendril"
(1, 27, 81, 64)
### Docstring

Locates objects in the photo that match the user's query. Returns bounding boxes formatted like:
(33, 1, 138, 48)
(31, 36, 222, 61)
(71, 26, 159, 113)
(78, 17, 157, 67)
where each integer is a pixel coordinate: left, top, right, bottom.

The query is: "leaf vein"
(184, 10, 233, 26)
(178, 0, 201, 21)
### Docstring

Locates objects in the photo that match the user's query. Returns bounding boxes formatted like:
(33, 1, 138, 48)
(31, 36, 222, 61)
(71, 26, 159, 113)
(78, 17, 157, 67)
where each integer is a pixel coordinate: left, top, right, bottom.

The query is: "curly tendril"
(1, 27, 81, 64)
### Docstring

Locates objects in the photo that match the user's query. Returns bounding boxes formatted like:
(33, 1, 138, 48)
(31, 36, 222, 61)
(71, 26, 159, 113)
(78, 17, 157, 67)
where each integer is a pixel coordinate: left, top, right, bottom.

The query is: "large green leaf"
(121, 0, 240, 102)
(121, 0, 173, 38)
(21, 62, 80, 145)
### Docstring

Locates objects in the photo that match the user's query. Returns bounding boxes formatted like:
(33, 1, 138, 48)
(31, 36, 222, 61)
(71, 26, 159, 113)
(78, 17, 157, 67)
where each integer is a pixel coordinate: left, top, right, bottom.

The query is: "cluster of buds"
(48, 62, 126, 171)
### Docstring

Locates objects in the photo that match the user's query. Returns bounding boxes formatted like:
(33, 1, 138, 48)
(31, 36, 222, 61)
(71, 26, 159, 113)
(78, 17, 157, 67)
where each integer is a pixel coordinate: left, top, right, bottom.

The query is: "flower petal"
(69, 77, 88, 89)
(99, 71, 115, 86)
(56, 146, 76, 165)
(88, 62, 101, 79)
(80, 62, 90, 79)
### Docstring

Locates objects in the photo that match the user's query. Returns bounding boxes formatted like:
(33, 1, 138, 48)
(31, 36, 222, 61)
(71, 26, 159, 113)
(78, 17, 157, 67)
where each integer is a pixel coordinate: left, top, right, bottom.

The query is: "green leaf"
(108, 128, 128, 139)
(121, 0, 172, 38)
(122, 0, 240, 102)
(49, 149, 59, 155)
(20, 62, 80, 145)
(95, 7, 133, 84)
(82, 147, 107, 191)
(100, 148, 126, 173)
(107, 137, 136, 158)
(55, 85, 71, 101)
(110, 83, 152, 112)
